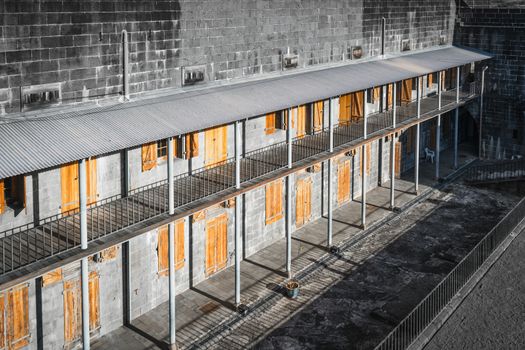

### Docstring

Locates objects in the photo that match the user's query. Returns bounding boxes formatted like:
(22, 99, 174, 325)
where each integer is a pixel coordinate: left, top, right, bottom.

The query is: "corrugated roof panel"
(0, 46, 491, 179)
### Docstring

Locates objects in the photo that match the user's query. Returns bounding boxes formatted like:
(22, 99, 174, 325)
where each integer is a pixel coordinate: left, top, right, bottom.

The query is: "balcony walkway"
(0, 85, 478, 280)
(92, 145, 478, 350)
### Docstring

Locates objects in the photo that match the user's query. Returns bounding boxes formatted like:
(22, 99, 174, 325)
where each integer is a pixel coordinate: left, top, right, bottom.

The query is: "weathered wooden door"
(351, 91, 364, 121)
(401, 79, 413, 104)
(6, 285, 30, 349)
(387, 84, 394, 109)
(61, 159, 97, 213)
(64, 272, 100, 344)
(339, 94, 351, 125)
(205, 214, 228, 276)
(395, 141, 402, 179)
(205, 126, 228, 168)
(338, 160, 351, 204)
(313, 101, 323, 132)
(296, 105, 307, 138)
(296, 178, 312, 228)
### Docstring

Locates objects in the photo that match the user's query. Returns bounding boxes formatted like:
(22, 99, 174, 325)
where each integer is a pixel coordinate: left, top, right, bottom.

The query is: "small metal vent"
(350, 46, 363, 60)
(282, 53, 298, 69)
(401, 39, 411, 52)
(182, 65, 206, 86)
(21, 83, 61, 111)
(439, 35, 447, 46)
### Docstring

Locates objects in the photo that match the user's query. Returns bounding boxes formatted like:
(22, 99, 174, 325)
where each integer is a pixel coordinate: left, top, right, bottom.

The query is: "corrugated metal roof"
(0, 45, 491, 179)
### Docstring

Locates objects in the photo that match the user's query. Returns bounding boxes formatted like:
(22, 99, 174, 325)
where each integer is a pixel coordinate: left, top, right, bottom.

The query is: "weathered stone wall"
(454, 1, 525, 152)
(0, 0, 456, 115)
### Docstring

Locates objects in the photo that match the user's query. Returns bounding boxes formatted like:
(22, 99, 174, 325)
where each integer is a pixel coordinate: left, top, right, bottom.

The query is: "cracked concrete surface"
(213, 182, 519, 350)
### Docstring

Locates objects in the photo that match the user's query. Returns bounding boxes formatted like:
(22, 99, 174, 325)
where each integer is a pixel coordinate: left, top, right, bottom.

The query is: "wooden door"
(64, 273, 100, 344)
(351, 91, 364, 121)
(61, 159, 97, 213)
(339, 94, 351, 125)
(387, 84, 394, 109)
(205, 214, 228, 276)
(296, 105, 307, 138)
(313, 101, 323, 132)
(395, 141, 402, 179)
(401, 79, 413, 104)
(205, 126, 227, 168)
(338, 160, 351, 204)
(6, 285, 29, 350)
(296, 178, 312, 228)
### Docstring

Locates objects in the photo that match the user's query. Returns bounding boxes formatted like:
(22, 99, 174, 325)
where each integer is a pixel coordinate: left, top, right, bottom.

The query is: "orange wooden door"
(351, 91, 364, 121)
(338, 160, 351, 204)
(339, 94, 351, 125)
(387, 84, 394, 109)
(395, 141, 402, 179)
(296, 178, 312, 227)
(7, 285, 29, 350)
(61, 159, 97, 213)
(205, 126, 228, 168)
(205, 214, 228, 276)
(313, 101, 323, 132)
(401, 79, 412, 104)
(296, 105, 307, 138)
(63, 279, 81, 343)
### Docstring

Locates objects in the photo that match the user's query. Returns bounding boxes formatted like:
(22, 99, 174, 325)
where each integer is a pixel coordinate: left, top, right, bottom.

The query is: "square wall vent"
(21, 83, 61, 111)
(182, 65, 206, 86)
(401, 39, 411, 52)
(349, 46, 363, 60)
(282, 53, 298, 70)
(439, 35, 447, 46)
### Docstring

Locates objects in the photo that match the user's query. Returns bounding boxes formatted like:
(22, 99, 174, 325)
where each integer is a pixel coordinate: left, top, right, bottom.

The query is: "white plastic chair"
(424, 147, 435, 163)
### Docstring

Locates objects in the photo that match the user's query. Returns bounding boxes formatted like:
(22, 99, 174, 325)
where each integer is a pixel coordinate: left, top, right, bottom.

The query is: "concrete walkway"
(93, 145, 476, 350)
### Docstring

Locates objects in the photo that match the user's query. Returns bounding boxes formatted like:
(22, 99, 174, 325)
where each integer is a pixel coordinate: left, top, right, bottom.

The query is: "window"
(0, 176, 26, 214)
(157, 139, 168, 160)
(265, 180, 283, 225)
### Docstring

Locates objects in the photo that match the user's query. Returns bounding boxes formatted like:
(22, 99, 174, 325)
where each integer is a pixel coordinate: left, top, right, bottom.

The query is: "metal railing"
(464, 159, 525, 184)
(0, 79, 482, 276)
(375, 196, 525, 350)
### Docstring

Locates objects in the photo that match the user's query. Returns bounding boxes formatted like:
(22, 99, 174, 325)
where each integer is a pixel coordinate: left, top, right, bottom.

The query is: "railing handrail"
(465, 159, 525, 183)
(374, 196, 525, 350)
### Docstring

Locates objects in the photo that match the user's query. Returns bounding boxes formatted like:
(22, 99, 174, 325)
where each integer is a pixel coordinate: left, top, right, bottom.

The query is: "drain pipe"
(122, 30, 129, 100)
(479, 66, 488, 159)
(381, 17, 386, 57)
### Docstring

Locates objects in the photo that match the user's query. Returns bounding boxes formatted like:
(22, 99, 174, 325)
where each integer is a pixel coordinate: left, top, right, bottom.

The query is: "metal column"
(361, 90, 368, 229)
(479, 66, 488, 158)
(286, 108, 293, 278)
(327, 98, 334, 247)
(454, 66, 460, 169)
(79, 158, 90, 350)
(436, 72, 442, 180)
(390, 84, 397, 210)
(234, 121, 241, 305)
(415, 77, 421, 194)
(167, 137, 177, 349)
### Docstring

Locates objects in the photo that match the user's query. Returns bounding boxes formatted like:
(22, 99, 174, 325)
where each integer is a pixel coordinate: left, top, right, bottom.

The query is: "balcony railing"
(0, 81, 480, 277)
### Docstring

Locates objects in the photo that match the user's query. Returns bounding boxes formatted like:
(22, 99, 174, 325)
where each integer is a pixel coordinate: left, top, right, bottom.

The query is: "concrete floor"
(423, 223, 525, 350)
(92, 144, 489, 350)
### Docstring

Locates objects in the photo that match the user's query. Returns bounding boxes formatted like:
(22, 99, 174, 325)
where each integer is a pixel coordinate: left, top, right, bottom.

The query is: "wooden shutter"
(296, 105, 307, 138)
(339, 94, 351, 125)
(265, 113, 276, 135)
(61, 162, 80, 213)
(0, 179, 5, 214)
(173, 137, 183, 159)
(313, 101, 323, 132)
(401, 79, 412, 104)
(427, 73, 433, 88)
(217, 214, 228, 270)
(205, 214, 228, 276)
(7, 285, 29, 350)
(395, 141, 402, 179)
(157, 225, 169, 276)
(205, 218, 217, 276)
(295, 179, 311, 228)
(205, 126, 227, 167)
(441, 71, 446, 90)
(42, 268, 63, 287)
(373, 87, 381, 103)
(64, 279, 81, 343)
(387, 84, 394, 109)
(338, 160, 350, 204)
(86, 158, 97, 206)
(351, 91, 364, 121)
(141, 142, 157, 172)
(175, 219, 185, 270)
(88, 271, 100, 331)
(185, 132, 199, 159)
(265, 180, 283, 225)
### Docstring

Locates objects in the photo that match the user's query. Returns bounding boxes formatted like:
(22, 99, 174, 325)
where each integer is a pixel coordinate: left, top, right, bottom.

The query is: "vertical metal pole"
(234, 121, 241, 305)
(122, 30, 129, 100)
(327, 98, 334, 247)
(479, 66, 488, 159)
(167, 137, 176, 348)
(415, 77, 421, 194)
(122, 149, 131, 325)
(286, 108, 293, 277)
(361, 90, 368, 229)
(436, 72, 442, 180)
(381, 17, 386, 57)
(454, 66, 460, 169)
(390, 84, 397, 209)
(79, 158, 90, 350)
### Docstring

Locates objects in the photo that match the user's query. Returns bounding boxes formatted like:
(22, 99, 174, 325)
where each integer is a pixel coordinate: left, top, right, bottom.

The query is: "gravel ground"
(423, 223, 525, 350)
(246, 183, 519, 350)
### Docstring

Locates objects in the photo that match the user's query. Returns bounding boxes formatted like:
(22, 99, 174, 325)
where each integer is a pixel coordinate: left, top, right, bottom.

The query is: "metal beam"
(327, 98, 334, 247)
(79, 158, 90, 350)
(436, 72, 442, 180)
(287, 108, 293, 168)
(167, 137, 176, 348)
(415, 77, 421, 194)
(362, 90, 368, 229)
(234, 121, 241, 305)
(286, 109, 293, 277)
(454, 66, 460, 169)
(390, 84, 397, 209)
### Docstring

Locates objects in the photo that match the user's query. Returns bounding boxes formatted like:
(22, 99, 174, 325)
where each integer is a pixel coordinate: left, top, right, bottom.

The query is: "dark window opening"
(157, 140, 167, 159)
(4, 176, 26, 210)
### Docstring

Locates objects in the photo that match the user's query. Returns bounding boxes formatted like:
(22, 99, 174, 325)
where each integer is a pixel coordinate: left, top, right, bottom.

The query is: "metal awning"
(0, 45, 491, 179)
